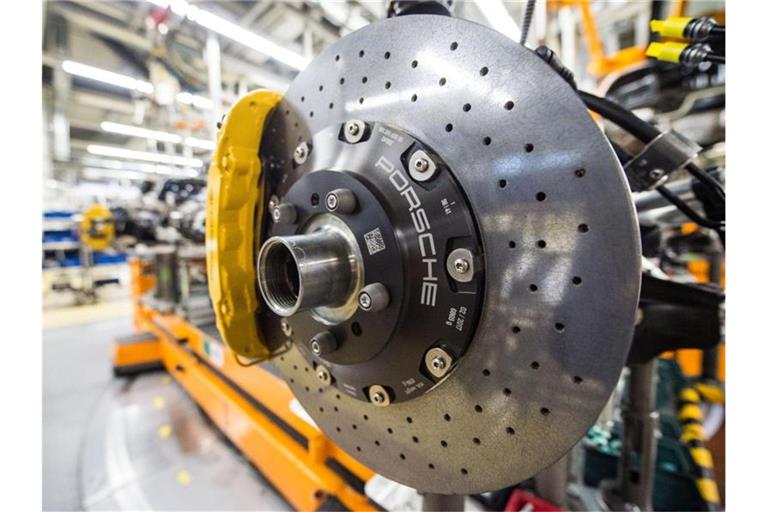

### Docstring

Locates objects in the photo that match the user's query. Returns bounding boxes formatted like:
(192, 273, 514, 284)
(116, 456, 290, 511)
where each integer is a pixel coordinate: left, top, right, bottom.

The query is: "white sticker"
(364, 227, 386, 255)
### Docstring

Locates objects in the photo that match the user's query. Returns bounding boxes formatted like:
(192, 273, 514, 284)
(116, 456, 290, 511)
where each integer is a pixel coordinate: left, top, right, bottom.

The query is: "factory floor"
(42, 283, 290, 511)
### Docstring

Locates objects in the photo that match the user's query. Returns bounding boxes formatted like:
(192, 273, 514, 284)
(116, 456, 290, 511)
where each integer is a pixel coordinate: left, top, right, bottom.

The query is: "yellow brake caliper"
(206, 89, 282, 359)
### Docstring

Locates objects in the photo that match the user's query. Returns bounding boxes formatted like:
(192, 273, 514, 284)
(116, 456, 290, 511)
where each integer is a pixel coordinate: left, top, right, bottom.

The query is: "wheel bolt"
(325, 188, 357, 213)
(358, 283, 389, 312)
(310, 331, 337, 356)
(272, 203, 297, 224)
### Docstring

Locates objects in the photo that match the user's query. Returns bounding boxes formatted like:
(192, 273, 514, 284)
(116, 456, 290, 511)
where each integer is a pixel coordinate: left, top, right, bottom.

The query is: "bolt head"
(358, 292, 372, 310)
(316, 365, 331, 385)
(372, 392, 384, 403)
(326, 193, 338, 210)
(408, 150, 437, 182)
(453, 258, 470, 274)
(293, 142, 309, 164)
(272, 208, 281, 222)
(311, 340, 321, 354)
(280, 319, 293, 337)
(343, 120, 366, 143)
(649, 169, 664, 180)
(425, 347, 453, 379)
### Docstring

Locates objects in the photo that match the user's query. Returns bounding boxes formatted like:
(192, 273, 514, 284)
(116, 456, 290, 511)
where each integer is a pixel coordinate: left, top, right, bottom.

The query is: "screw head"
(358, 283, 390, 312)
(293, 142, 309, 164)
(431, 357, 446, 370)
(325, 192, 338, 210)
(316, 365, 331, 385)
(407, 150, 437, 182)
(309, 330, 337, 356)
(272, 203, 296, 224)
(453, 258, 470, 274)
(343, 120, 366, 143)
(425, 347, 453, 379)
(446, 248, 476, 283)
(649, 168, 665, 180)
(369, 384, 391, 406)
(280, 318, 293, 337)
(268, 195, 280, 213)
(325, 188, 357, 214)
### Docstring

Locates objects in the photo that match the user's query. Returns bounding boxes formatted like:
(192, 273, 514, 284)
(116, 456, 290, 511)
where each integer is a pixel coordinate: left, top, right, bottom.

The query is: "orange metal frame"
(114, 258, 375, 511)
(549, 0, 647, 77)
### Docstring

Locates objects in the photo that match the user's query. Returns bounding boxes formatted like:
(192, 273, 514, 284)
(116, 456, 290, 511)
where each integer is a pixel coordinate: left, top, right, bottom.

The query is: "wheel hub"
(258, 121, 483, 404)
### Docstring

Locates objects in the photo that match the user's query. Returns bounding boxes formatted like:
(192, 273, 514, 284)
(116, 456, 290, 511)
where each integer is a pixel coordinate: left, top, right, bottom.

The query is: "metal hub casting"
(257, 14, 641, 494)
(258, 122, 483, 404)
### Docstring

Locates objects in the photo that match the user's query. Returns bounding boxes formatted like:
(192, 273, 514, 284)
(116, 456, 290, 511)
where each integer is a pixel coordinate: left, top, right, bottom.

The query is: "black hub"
(258, 121, 483, 404)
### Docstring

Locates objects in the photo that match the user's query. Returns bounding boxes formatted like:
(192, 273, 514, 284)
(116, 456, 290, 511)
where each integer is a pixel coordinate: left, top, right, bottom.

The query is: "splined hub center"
(258, 121, 484, 404)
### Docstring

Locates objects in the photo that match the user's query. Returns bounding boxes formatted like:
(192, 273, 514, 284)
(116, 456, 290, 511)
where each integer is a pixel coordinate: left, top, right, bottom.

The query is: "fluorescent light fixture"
(86, 144, 203, 167)
(176, 92, 214, 110)
(62, 60, 154, 94)
(100, 121, 182, 144)
(63, 60, 213, 110)
(100, 121, 215, 151)
(183, 137, 216, 151)
(473, 0, 522, 41)
(83, 167, 148, 181)
(148, 0, 308, 70)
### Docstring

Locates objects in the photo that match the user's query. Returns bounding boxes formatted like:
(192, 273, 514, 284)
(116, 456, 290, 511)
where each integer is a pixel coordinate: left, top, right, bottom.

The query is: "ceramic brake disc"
(255, 14, 640, 494)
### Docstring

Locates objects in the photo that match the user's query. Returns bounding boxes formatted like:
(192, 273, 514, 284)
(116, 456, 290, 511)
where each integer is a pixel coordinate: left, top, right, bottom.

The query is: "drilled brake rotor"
(259, 15, 640, 494)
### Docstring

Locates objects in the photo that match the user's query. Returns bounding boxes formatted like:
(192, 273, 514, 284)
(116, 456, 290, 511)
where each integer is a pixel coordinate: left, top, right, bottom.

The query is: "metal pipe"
(257, 231, 355, 317)
(619, 360, 659, 510)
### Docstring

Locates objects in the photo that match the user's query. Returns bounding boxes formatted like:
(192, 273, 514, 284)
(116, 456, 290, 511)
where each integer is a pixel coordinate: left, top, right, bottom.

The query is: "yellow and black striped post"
(677, 386, 721, 510)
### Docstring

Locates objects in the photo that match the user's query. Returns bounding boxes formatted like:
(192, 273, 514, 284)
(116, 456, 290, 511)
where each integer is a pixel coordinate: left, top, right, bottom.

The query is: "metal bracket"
(623, 130, 701, 192)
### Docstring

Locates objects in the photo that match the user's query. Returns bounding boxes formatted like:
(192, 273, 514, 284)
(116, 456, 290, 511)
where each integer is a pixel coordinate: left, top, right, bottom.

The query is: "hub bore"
(257, 230, 355, 317)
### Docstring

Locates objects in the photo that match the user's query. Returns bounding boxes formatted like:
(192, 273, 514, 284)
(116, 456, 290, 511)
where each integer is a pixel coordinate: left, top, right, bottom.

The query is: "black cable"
(519, 0, 536, 46)
(578, 91, 724, 199)
(656, 185, 724, 230)
(705, 54, 725, 64)
(578, 91, 660, 142)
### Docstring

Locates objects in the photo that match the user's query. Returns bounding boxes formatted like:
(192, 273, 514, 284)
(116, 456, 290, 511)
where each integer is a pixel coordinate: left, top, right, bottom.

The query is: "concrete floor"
(42, 291, 290, 511)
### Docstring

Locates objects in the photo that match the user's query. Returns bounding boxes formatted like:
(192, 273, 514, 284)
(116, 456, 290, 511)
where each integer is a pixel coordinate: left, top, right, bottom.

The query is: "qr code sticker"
(364, 228, 386, 255)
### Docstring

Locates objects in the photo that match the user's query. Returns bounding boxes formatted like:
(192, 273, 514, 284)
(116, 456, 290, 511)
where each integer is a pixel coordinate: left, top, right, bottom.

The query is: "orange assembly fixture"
(113, 257, 375, 511)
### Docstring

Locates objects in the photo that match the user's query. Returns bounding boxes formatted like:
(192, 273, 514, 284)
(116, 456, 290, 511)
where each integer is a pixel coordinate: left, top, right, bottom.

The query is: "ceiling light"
(62, 60, 154, 94)
(183, 137, 216, 151)
(100, 121, 182, 144)
(176, 92, 214, 110)
(147, 0, 308, 70)
(100, 121, 215, 150)
(86, 144, 203, 167)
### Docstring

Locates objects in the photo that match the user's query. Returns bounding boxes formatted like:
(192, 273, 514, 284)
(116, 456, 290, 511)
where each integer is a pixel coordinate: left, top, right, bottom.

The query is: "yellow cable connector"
(650, 16, 693, 38)
(646, 41, 688, 63)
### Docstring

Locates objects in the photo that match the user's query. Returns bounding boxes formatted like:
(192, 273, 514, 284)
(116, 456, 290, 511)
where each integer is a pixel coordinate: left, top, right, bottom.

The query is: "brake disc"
(257, 14, 640, 494)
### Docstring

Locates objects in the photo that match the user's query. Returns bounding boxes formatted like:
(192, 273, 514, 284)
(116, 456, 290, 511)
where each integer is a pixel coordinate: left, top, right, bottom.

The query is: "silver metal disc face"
(261, 15, 640, 494)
